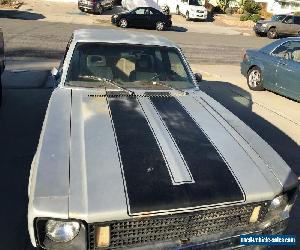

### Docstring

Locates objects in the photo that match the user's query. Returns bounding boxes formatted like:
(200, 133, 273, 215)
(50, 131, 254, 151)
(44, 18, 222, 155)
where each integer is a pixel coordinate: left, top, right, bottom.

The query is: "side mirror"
(51, 67, 58, 78)
(48, 67, 60, 88)
(194, 73, 202, 83)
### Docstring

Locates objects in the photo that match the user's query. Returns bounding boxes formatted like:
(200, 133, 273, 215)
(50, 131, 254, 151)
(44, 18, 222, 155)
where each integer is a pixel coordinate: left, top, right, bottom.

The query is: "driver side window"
(134, 8, 145, 15)
(283, 16, 294, 24)
(272, 42, 290, 59)
(272, 41, 300, 62)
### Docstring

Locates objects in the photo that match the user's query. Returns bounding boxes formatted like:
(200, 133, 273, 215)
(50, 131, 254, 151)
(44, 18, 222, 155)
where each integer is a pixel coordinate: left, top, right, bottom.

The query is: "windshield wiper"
(79, 75, 135, 96)
(150, 74, 189, 95)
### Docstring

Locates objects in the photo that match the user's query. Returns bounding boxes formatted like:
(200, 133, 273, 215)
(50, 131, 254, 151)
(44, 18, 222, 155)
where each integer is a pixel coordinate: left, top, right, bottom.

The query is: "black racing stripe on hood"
(150, 96, 244, 201)
(108, 96, 244, 215)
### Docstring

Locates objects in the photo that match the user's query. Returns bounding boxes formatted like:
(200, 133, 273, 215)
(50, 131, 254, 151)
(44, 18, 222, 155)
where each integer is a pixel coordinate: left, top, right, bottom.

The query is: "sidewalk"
(192, 64, 300, 145)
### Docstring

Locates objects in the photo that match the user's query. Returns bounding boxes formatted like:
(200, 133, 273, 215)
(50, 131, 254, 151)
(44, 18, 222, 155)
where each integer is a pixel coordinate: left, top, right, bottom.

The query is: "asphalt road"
(0, 18, 272, 65)
(0, 17, 299, 250)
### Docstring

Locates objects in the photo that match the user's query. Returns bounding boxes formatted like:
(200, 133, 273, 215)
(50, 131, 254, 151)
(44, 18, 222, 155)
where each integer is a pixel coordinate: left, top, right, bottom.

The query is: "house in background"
(255, 0, 300, 14)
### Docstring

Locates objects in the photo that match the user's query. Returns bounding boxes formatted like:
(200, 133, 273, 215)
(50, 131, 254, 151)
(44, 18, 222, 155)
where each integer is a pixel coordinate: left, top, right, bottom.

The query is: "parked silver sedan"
(28, 29, 298, 250)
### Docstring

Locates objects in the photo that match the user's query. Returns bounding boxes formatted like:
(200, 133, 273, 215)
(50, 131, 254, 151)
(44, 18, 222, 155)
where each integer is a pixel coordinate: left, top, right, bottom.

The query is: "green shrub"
(240, 12, 251, 21)
(0, 0, 14, 4)
(250, 14, 261, 22)
(243, 0, 261, 14)
(294, 12, 300, 16)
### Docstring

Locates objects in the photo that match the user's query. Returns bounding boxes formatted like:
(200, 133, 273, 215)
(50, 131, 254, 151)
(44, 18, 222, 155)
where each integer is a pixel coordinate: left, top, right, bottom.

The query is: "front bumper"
(34, 218, 289, 249)
(111, 16, 119, 25)
(253, 25, 267, 34)
(189, 12, 207, 20)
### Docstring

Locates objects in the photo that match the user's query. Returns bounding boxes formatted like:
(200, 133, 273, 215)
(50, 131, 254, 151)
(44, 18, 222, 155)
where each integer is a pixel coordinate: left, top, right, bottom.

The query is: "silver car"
(28, 29, 298, 250)
(254, 15, 300, 39)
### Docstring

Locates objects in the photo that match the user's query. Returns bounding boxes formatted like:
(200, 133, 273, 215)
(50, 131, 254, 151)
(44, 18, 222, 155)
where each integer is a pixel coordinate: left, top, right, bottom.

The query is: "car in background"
(28, 29, 298, 250)
(111, 7, 172, 31)
(78, 0, 113, 14)
(0, 28, 4, 106)
(254, 14, 300, 39)
(176, 0, 208, 21)
(241, 37, 300, 102)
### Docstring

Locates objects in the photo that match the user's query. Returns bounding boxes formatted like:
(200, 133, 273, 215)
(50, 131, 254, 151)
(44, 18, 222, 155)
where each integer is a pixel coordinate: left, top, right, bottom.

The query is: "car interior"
(65, 43, 194, 90)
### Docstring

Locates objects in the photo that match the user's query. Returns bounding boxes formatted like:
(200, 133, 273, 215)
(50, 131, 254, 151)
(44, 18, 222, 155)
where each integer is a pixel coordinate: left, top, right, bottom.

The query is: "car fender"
(194, 91, 298, 193)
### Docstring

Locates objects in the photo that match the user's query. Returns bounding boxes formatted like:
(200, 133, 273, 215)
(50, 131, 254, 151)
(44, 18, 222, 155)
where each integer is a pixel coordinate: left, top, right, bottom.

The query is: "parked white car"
(28, 29, 298, 250)
(176, 0, 208, 21)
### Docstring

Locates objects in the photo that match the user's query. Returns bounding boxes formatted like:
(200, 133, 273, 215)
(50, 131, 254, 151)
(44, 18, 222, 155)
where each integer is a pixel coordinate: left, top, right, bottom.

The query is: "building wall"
(255, 0, 300, 14)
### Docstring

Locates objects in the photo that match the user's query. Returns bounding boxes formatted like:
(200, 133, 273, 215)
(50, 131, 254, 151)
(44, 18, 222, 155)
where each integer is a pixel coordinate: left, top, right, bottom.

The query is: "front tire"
(267, 27, 277, 39)
(119, 18, 128, 28)
(247, 66, 264, 91)
(156, 21, 165, 31)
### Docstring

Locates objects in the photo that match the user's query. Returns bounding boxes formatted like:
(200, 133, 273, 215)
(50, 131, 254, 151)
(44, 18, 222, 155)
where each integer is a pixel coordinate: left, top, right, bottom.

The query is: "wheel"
(247, 66, 264, 91)
(267, 27, 277, 39)
(97, 4, 103, 15)
(176, 6, 180, 15)
(119, 18, 128, 28)
(156, 21, 165, 31)
(186, 11, 190, 21)
(255, 32, 262, 37)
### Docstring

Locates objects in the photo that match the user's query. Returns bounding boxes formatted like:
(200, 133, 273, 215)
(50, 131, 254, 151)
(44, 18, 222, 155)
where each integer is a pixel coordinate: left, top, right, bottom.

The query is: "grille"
(89, 202, 268, 249)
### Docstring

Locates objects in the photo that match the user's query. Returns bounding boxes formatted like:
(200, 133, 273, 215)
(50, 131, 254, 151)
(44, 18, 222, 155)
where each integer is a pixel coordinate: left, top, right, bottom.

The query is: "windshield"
(189, 0, 202, 6)
(271, 15, 286, 21)
(65, 43, 195, 90)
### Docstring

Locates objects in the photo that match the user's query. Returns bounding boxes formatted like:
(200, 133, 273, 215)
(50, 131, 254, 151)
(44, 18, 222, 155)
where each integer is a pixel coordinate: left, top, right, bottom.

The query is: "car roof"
(260, 37, 300, 53)
(72, 29, 179, 48)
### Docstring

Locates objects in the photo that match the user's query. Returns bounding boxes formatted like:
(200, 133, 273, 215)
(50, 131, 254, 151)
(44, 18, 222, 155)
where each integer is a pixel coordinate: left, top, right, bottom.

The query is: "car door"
(292, 16, 300, 35)
(276, 41, 300, 99)
(130, 8, 147, 27)
(280, 15, 295, 35)
(148, 8, 162, 27)
(264, 41, 292, 91)
(144, 8, 155, 28)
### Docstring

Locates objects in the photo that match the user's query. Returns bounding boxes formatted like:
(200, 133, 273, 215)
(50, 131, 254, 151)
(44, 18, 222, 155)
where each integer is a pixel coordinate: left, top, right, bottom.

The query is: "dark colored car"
(241, 38, 300, 102)
(111, 7, 172, 31)
(0, 28, 4, 106)
(254, 15, 300, 39)
(78, 0, 113, 14)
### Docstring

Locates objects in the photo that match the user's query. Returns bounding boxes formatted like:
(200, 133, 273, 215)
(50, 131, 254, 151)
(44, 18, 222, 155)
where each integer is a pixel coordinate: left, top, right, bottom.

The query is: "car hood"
(30, 88, 296, 223)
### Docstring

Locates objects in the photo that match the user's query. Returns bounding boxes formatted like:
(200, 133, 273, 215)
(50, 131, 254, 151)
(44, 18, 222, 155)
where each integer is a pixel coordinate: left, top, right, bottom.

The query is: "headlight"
(45, 220, 80, 242)
(263, 189, 297, 228)
(261, 23, 267, 27)
(113, 14, 118, 18)
(269, 195, 288, 212)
